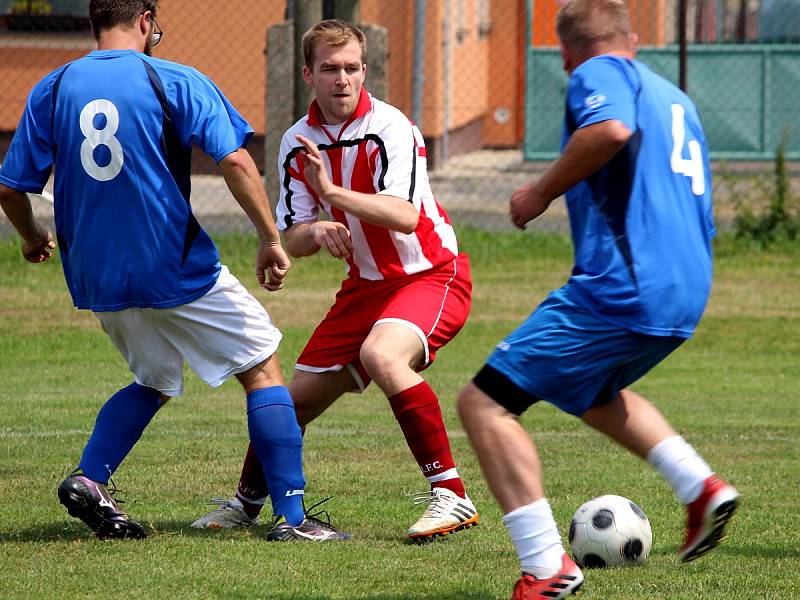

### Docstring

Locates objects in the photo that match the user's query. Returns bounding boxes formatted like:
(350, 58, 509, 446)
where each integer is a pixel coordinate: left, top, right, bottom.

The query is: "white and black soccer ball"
(568, 495, 652, 568)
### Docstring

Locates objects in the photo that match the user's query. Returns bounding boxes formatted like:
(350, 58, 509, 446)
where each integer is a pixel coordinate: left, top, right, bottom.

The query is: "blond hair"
(302, 19, 366, 69)
(556, 0, 631, 50)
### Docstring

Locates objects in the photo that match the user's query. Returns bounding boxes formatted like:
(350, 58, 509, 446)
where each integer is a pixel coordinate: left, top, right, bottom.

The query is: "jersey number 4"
(670, 103, 705, 196)
(80, 99, 124, 182)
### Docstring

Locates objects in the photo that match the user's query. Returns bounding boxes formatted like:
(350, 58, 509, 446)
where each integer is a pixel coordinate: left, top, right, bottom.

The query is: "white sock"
(503, 498, 565, 579)
(647, 435, 713, 504)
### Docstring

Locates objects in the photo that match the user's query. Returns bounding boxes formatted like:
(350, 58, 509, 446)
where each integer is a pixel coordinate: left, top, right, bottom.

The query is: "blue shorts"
(476, 288, 685, 416)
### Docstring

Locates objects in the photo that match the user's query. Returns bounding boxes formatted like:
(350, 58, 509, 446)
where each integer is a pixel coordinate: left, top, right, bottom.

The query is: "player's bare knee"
(456, 391, 472, 424)
(236, 357, 284, 393)
(359, 342, 395, 381)
(456, 383, 486, 420)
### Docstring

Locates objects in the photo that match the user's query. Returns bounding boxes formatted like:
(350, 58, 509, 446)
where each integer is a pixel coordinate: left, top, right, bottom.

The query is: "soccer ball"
(568, 495, 652, 568)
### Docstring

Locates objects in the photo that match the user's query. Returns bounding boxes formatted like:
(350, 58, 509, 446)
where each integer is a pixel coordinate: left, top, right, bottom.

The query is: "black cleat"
(266, 496, 350, 542)
(266, 516, 351, 541)
(58, 474, 147, 540)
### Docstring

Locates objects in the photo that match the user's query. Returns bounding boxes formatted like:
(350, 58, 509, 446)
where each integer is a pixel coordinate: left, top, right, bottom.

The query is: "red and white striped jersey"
(275, 89, 459, 281)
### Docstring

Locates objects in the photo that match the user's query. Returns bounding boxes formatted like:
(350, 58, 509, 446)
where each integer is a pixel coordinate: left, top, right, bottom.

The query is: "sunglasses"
(150, 16, 163, 46)
(142, 13, 163, 46)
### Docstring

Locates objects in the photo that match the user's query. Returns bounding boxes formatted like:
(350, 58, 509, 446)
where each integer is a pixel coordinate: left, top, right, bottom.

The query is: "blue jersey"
(561, 55, 715, 338)
(0, 50, 253, 311)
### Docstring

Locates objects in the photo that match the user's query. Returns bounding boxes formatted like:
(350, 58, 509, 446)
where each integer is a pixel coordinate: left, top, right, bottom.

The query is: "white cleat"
(407, 487, 479, 541)
(191, 497, 258, 530)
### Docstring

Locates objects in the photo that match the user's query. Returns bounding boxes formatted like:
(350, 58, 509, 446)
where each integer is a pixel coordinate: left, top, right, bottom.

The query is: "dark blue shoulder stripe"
(49, 63, 73, 154)
(138, 58, 198, 266)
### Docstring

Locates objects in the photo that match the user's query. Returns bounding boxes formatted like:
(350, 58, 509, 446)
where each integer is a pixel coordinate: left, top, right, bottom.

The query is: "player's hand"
(510, 183, 550, 229)
(310, 221, 353, 259)
(21, 225, 55, 263)
(257, 241, 291, 291)
(295, 134, 334, 198)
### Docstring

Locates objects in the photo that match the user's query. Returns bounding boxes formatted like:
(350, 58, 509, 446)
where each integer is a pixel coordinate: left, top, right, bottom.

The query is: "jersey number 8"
(80, 99, 124, 182)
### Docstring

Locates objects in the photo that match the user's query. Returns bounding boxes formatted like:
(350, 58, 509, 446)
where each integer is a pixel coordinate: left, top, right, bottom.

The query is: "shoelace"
(104, 475, 131, 512)
(409, 490, 452, 517)
(106, 476, 122, 500)
(205, 498, 239, 510)
(71, 468, 127, 508)
(303, 496, 334, 525)
(268, 496, 336, 530)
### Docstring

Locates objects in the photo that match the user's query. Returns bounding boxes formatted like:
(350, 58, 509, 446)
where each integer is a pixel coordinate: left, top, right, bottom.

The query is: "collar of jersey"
(307, 87, 371, 128)
(89, 49, 141, 57)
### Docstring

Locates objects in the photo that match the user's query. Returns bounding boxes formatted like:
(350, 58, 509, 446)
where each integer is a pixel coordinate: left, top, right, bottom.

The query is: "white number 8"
(80, 99, 124, 182)
(670, 103, 705, 196)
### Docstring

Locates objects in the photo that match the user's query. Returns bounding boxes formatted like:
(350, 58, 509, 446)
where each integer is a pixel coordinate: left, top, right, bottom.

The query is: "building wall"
(532, 0, 668, 46)
(0, 41, 88, 130)
(484, 0, 525, 146)
(1, 1, 525, 161)
(157, 1, 285, 137)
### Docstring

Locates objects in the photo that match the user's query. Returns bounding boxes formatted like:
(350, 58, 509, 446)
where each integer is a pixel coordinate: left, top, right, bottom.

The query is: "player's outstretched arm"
(510, 119, 632, 229)
(294, 134, 419, 234)
(220, 149, 290, 291)
(0, 184, 55, 263)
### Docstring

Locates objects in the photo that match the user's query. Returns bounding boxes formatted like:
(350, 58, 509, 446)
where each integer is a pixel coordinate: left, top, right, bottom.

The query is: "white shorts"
(95, 266, 281, 396)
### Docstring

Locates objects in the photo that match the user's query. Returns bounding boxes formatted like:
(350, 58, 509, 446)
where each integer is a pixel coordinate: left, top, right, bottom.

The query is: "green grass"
(0, 228, 798, 599)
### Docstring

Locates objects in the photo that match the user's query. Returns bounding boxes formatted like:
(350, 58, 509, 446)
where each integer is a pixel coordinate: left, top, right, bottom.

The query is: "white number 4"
(670, 103, 705, 196)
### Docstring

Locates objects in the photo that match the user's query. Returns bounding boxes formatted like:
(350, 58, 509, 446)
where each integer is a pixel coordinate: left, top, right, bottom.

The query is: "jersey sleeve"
(0, 69, 62, 193)
(567, 57, 637, 132)
(373, 115, 417, 201)
(275, 131, 319, 231)
(167, 67, 254, 163)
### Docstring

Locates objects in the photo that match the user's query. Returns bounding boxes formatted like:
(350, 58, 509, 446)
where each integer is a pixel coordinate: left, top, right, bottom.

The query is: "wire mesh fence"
(1, 0, 798, 237)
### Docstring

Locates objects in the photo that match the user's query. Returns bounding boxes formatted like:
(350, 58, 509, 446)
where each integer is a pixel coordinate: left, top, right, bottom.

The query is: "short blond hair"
(302, 19, 366, 69)
(556, 0, 631, 50)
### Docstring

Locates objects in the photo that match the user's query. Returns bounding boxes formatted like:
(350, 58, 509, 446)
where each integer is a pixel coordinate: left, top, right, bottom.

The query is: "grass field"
(0, 228, 798, 599)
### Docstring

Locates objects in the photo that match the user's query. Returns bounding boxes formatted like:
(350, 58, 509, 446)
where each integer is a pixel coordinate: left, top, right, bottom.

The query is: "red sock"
(235, 444, 269, 518)
(389, 381, 467, 498)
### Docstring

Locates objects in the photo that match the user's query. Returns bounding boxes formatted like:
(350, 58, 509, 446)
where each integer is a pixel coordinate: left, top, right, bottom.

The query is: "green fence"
(525, 45, 800, 161)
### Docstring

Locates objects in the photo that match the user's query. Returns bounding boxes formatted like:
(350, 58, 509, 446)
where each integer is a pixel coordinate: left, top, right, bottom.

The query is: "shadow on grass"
(270, 592, 496, 600)
(0, 519, 433, 545)
(0, 519, 274, 543)
(0, 520, 476, 546)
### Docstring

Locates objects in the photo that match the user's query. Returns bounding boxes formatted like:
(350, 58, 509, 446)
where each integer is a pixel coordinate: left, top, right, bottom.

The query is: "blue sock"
(247, 386, 306, 526)
(78, 383, 162, 484)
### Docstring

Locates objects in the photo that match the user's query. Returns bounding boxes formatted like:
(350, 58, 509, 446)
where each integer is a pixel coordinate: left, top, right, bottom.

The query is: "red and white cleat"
(511, 554, 584, 600)
(680, 474, 740, 562)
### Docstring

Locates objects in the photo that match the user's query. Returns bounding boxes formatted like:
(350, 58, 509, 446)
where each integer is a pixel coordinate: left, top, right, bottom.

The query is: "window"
(478, 0, 491, 37)
(0, 0, 90, 33)
(456, 0, 470, 45)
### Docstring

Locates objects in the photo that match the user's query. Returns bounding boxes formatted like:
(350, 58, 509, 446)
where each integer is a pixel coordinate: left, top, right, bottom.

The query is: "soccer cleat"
(266, 516, 351, 541)
(57, 474, 147, 540)
(680, 474, 740, 562)
(407, 487, 479, 541)
(265, 496, 350, 541)
(511, 554, 584, 600)
(190, 497, 258, 530)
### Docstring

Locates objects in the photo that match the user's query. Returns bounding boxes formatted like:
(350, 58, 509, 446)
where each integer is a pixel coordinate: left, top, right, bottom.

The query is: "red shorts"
(296, 253, 472, 390)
